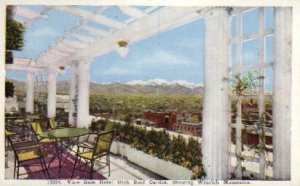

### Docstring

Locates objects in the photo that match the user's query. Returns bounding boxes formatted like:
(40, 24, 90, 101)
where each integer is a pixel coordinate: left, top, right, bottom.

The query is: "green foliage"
(6, 18, 25, 50)
(231, 71, 258, 97)
(89, 94, 202, 118)
(5, 51, 13, 64)
(91, 119, 107, 131)
(72, 95, 78, 123)
(112, 122, 205, 178)
(5, 81, 14, 98)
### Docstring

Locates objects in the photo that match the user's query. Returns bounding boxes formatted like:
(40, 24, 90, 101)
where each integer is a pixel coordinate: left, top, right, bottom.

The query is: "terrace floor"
(5, 149, 164, 180)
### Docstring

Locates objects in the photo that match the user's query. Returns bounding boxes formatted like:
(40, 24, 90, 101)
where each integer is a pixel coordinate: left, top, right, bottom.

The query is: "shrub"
(90, 119, 107, 131)
(112, 122, 206, 178)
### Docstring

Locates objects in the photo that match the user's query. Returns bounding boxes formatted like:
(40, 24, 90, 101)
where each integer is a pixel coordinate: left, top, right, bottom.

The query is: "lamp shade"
(116, 46, 129, 58)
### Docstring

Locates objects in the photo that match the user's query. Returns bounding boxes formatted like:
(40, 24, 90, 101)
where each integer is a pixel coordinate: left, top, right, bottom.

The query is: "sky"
(7, 6, 274, 90)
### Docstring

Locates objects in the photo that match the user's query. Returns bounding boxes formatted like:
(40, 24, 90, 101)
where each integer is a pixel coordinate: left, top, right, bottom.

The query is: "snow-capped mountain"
(7, 78, 204, 95)
(126, 79, 203, 89)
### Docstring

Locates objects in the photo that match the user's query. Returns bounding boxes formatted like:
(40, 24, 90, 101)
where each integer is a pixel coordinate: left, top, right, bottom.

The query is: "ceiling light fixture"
(116, 40, 129, 58)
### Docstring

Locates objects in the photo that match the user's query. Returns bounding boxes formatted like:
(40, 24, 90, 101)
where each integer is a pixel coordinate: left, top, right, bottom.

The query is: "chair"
(5, 130, 16, 168)
(76, 121, 114, 150)
(5, 129, 16, 146)
(30, 121, 58, 165)
(30, 121, 56, 143)
(72, 130, 115, 179)
(7, 134, 50, 179)
(48, 118, 58, 129)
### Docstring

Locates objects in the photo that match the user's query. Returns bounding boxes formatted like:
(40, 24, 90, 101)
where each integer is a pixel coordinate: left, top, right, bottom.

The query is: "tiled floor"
(5, 150, 164, 180)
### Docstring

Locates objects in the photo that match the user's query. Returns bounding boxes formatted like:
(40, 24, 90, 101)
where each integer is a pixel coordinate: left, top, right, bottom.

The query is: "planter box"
(110, 141, 130, 157)
(111, 141, 193, 180)
(110, 141, 119, 154)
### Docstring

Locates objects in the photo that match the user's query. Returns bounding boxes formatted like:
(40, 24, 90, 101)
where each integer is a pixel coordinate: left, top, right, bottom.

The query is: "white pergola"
(5, 5, 291, 180)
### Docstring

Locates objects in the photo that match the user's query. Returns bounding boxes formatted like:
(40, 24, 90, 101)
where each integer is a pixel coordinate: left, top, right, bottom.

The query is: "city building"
(173, 121, 202, 136)
(143, 111, 176, 130)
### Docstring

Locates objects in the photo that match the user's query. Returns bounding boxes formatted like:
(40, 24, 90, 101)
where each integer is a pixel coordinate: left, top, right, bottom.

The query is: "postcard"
(1, 0, 299, 186)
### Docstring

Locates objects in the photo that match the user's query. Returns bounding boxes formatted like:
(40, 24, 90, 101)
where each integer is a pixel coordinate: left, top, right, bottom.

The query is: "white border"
(1, 0, 299, 186)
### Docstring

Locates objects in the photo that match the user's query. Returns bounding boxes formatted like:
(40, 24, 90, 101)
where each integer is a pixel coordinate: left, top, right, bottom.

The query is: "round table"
(40, 128, 89, 177)
(40, 128, 89, 139)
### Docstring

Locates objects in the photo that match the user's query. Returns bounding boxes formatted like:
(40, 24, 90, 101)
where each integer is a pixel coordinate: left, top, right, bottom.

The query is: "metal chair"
(49, 117, 67, 129)
(71, 130, 115, 179)
(7, 133, 50, 179)
(30, 121, 58, 167)
(30, 121, 56, 143)
(49, 118, 58, 129)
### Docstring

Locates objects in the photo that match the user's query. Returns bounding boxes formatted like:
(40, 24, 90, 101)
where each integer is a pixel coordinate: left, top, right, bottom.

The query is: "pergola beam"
(61, 40, 88, 49)
(5, 64, 47, 73)
(56, 44, 78, 53)
(54, 6, 126, 29)
(81, 24, 109, 37)
(118, 6, 144, 18)
(76, 7, 203, 59)
(71, 33, 95, 43)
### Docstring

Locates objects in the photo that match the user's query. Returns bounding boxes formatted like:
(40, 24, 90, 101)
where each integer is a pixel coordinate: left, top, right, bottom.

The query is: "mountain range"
(6, 78, 204, 95)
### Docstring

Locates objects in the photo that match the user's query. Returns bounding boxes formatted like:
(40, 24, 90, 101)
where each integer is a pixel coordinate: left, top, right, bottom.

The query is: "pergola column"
(202, 8, 230, 180)
(25, 72, 35, 113)
(76, 59, 90, 128)
(47, 69, 57, 118)
(273, 7, 292, 180)
(68, 63, 78, 126)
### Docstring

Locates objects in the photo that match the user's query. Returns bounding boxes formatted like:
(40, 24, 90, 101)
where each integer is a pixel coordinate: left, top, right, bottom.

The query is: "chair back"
(5, 129, 16, 137)
(6, 133, 24, 158)
(31, 121, 43, 140)
(93, 130, 115, 157)
(49, 118, 57, 129)
(7, 133, 41, 162)
(7, 134, 19, 154)
(104, 122, 115, 131)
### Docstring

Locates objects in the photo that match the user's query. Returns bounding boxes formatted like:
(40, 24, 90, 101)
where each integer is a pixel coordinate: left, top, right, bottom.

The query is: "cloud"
(102, 66, 136, 76)
(175, 37, 204, 49)
(137, 50, 194, 66)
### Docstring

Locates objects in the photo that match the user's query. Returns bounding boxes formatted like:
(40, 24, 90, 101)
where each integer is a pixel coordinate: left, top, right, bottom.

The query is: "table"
(40, 128, 89, 177)
(41, 128, 89, 139)
(5, 118, 32, 140)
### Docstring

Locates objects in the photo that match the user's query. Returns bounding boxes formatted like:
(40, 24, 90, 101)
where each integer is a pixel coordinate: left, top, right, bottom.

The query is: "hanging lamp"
(116, 40, 129, 58)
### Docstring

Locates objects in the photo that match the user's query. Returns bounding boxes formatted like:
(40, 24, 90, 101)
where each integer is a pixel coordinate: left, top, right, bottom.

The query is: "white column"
(234, 13, 243, 179)
(26, 72, 35, 113)
(76, 59, 90, 128)
(68, 63, 78, 126)
(202, 8, 230, 180)
(47, 69, 57, 118)
(273, 7, 292, 180)
(258, 7, 266, 180)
